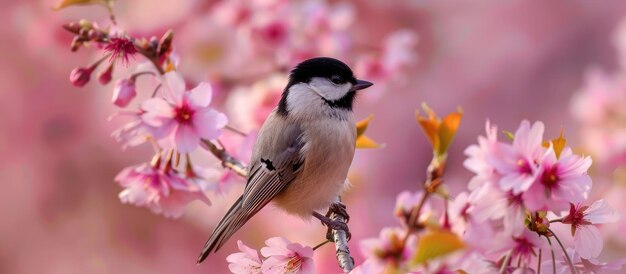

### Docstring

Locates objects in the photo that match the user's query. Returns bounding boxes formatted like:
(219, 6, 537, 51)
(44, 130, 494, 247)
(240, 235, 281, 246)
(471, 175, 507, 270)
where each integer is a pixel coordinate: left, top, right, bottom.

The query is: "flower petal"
(193, 109, 227, 140)
(174, 124, 200, 153)
(189, 82, 213, 107)
(585, 199, 619, 224)
(574, 225, 602, 259)
(163, 72, 186, 104)
(141, 98, 174, 126)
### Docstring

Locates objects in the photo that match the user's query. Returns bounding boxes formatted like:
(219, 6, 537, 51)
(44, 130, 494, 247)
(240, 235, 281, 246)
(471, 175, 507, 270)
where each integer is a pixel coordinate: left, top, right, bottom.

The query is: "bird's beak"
(351, 79, 374, 92)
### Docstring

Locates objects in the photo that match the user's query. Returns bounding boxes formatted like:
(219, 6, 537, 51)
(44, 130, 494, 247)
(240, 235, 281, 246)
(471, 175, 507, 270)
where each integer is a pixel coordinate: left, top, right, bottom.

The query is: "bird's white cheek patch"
(309, 78, 352, 101)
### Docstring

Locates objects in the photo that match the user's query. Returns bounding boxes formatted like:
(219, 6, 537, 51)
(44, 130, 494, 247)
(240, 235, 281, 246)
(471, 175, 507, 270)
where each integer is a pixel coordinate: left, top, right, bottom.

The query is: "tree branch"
(200, 139, 247, 177)
(330, 197, 355, 272)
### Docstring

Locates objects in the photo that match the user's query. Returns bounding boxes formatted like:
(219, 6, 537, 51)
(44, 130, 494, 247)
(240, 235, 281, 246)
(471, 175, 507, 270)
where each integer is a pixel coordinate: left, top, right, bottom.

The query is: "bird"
(197, 57, 373, 264)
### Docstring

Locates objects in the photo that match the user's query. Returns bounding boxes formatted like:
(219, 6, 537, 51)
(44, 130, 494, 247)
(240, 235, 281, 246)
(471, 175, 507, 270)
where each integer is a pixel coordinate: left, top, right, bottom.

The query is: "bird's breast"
(273, 117, 357, 218)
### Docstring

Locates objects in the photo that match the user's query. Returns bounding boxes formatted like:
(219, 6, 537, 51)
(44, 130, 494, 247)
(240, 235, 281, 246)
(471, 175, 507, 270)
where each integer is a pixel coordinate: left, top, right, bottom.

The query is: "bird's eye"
(330, 75, 342, 85)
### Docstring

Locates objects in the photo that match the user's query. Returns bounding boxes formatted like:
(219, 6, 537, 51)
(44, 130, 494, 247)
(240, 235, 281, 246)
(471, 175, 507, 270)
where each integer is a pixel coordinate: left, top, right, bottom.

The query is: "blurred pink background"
(2, 0, 626, 273)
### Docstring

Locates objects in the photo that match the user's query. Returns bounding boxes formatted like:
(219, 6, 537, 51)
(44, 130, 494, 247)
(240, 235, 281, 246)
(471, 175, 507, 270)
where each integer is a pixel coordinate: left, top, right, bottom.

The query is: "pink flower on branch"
(115, 162, 210, 218)
(561, 199, 619, 259)
(491, 120, 546, 194)
(260, 237, 315, 274)
(358, 227, 417, 272)
(104, 37, 137, 66)
(523, 147, 592, 212)
(227, 240, 263, 274)
(141, 72, 228, 153)
(111, 79, 137, 107)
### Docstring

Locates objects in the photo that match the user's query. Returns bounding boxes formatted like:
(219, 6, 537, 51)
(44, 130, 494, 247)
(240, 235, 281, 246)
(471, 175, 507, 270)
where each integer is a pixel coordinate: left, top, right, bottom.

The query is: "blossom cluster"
(345, 120, 622, 273)
(227, 237, 315, 274)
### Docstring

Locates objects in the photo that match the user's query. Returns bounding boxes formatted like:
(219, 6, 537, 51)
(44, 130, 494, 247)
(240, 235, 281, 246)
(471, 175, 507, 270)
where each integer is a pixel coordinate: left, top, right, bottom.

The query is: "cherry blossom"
(111, 78, 137, 107)
(115, 163, 210, 218)
(358, 227, 417, 273)
(260, 237, 315, 274)
(523, 147, 592, 212)
(226, 240, 263, 274)
(470, 183, 526, 237)
(490, 230, 544, 265)
(104, 36, 137, 66)
(561, 199, 619, 259)
(491, 120, 546, 194)
(141, 72, 228, 153)
(393, 190, 433, 227)
(463, 120, 499, 190)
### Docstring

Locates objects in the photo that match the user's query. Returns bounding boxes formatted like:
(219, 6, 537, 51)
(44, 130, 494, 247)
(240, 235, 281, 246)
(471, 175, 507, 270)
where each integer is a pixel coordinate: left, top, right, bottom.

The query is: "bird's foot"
(313, 209, 351, 242)
(326, 201, 350, 223)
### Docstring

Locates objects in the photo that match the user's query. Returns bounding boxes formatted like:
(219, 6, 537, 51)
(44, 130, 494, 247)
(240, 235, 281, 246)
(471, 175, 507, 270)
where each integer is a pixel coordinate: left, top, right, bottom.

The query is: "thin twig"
(225, 125, 248, 137)
(313, 240, 331, 251)
(547, 229, 578, 274)
(545, 236, 557, 274)
(538, 249, 542, 274)
(499, 250, 512, 274)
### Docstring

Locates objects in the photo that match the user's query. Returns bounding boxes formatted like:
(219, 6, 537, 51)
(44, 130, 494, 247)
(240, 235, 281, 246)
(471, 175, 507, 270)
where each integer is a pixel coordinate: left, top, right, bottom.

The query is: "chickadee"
(197, 57, 373, 263)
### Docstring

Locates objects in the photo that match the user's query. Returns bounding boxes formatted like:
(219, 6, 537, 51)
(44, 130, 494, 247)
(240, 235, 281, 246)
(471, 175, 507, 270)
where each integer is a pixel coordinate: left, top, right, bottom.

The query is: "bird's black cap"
(287, 57, 357, 86)
(278, 57, 370, 115)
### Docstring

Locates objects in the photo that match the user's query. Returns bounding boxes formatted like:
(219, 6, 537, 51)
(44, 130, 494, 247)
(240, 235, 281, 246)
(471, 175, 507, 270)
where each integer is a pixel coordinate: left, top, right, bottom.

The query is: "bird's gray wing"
(240, 122, 304, 212)
(197, 120, 304, 262)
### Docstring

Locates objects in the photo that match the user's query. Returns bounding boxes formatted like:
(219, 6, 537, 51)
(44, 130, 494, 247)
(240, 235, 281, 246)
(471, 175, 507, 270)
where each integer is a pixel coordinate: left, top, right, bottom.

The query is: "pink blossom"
(447, 192, 494, 251)
(184, 163, 222, 193)
(112, 79, 137, 107)
(226, 74, 286, 131)
(490, 230, 544, 265)
(491, 120, 546, 194)
(394, 190, 432, 226)
(104, 37, 137, 66)
(115, 163, 209, 218)
(562, 199, 619, 259)
(470, 183, 526, 236)
(381, 30, 418, 74)
(523, 147, 592, 211)
(111, 111, 168, 149)
(141, 72, 228, 153)
(463, 120, 499, 190)
(359, 227, 417, 272)
(260, 237, 315, 274)
(226, 240, 262, 274)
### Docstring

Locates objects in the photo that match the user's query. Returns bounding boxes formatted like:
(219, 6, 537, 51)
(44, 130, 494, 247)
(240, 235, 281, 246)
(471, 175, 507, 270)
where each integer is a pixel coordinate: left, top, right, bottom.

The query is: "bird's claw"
(313, 202, 352, 242)
(326, 202, 350, 223)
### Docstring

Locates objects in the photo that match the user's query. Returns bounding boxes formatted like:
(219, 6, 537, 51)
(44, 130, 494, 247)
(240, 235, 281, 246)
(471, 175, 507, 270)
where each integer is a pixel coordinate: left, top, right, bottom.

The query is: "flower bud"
(157, 29, 174, 57)
(98, 63, 114, 85)
(112, 79, 136, 107)
(62, 22, 81, 34)
(69, 66, 94, 87)
(70, 36, 82, 52)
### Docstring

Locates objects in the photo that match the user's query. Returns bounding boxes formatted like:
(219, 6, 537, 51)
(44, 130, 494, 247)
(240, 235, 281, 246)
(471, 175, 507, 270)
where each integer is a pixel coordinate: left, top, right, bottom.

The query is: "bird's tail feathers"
(197, 196, 251, 264)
